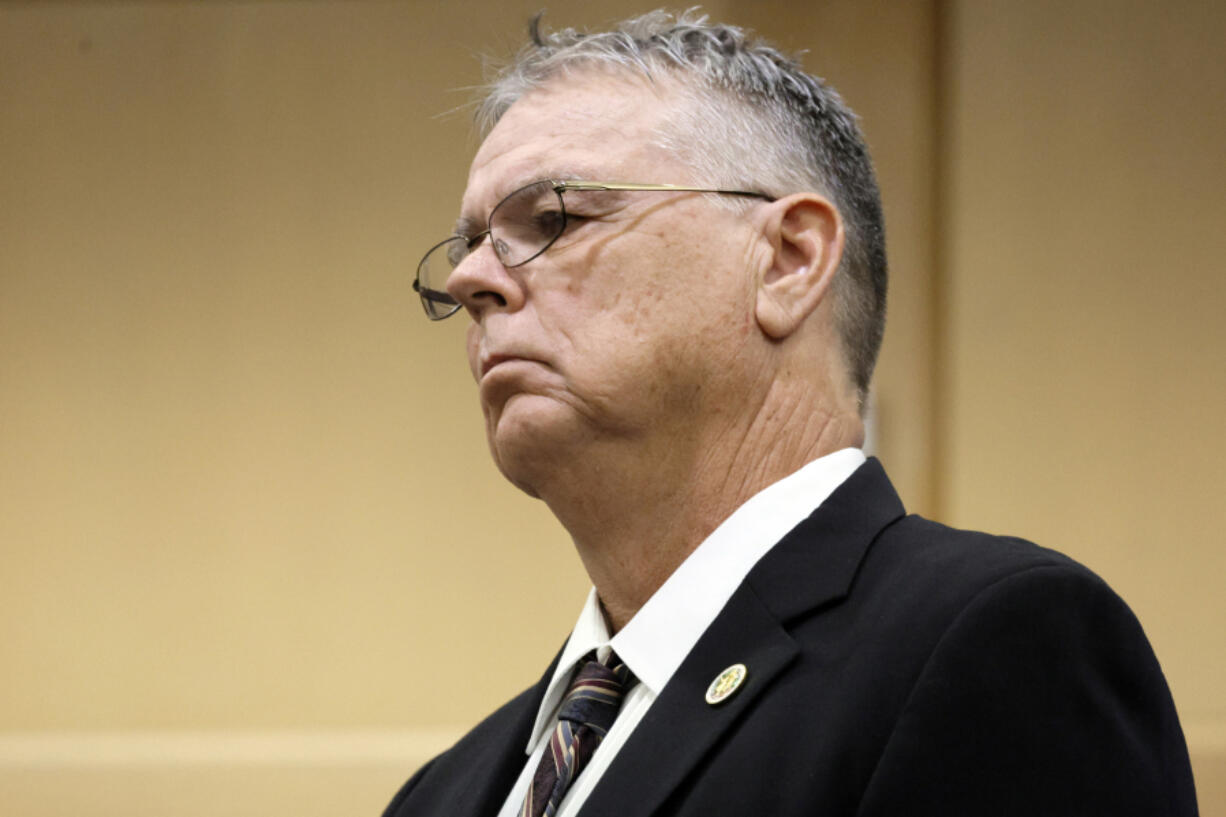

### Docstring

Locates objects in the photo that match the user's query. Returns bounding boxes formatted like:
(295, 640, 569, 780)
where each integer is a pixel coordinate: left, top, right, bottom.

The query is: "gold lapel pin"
(705, 663, 748, 706)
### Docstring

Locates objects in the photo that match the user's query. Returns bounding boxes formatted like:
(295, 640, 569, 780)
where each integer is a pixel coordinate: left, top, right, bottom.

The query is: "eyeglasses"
(413, 179, 774, 320)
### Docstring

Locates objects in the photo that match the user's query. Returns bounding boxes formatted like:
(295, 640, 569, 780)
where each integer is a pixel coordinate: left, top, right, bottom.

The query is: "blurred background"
(2, 0, 1223, 814)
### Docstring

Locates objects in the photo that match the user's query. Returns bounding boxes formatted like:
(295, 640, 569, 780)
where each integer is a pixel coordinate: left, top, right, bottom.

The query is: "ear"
(754, 194, 845, 340)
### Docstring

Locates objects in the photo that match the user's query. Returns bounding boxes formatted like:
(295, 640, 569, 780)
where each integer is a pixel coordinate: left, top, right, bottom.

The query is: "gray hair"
(476, 9, 887, 407)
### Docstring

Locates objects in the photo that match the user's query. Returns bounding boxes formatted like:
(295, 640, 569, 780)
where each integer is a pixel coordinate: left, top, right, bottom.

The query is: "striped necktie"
(519, 651, 635, 817)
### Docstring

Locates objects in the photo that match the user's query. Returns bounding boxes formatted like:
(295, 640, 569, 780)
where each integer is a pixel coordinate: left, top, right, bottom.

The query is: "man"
(389, 10, 1197, 817)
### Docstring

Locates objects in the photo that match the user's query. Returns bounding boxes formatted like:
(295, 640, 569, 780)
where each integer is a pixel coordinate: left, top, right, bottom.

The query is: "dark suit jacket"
(385, 459, 1198, 816)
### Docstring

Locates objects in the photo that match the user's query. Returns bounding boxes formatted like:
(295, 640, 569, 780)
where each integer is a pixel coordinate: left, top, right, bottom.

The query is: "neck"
(538, 380, 863, 633)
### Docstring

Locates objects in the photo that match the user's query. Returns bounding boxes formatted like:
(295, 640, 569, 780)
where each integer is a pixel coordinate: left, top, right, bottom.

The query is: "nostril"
(476, 290, 508, 307)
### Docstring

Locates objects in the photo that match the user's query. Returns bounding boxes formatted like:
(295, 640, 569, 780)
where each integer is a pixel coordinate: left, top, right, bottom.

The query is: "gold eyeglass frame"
(413, 179, 775, 320)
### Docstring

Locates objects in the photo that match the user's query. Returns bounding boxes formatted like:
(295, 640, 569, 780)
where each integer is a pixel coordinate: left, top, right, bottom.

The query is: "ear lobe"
(755, 195, 844, 340)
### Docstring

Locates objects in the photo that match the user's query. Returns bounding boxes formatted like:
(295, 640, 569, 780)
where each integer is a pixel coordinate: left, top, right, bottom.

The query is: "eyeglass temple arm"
(413, 280, 459, 305)
(553, 181, 775, 200)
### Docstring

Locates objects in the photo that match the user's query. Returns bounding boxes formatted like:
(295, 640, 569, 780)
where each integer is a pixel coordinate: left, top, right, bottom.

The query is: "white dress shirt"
(494, 447, 866, 817)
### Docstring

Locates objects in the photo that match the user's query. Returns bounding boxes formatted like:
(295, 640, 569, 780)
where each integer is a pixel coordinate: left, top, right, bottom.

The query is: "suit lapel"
(748, 457, 905, 622)
(579, 583, 798, 817)
(576, 458, 905, 817)
(456, 703, 536, 817)
(449, 650, 563, 817)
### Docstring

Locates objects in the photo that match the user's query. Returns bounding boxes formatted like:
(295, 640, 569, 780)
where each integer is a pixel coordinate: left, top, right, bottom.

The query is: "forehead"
(463, 74, 682, 208)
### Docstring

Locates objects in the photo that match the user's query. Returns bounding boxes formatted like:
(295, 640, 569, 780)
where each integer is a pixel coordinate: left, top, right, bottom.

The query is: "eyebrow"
(453, 214, 483, 239)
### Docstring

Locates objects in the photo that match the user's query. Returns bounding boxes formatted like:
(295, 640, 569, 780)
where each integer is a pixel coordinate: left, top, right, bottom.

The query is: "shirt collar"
(524, 447, 866, 753)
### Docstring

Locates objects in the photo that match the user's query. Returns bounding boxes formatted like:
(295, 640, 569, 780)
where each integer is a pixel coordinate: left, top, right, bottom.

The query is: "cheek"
(540, 223, 756, 384)
(581, 288, 743, 403)
(595, 247, 689, 331)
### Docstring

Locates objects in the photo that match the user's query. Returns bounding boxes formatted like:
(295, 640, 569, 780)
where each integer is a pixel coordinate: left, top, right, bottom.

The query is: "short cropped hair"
(476, 9, 887, 408)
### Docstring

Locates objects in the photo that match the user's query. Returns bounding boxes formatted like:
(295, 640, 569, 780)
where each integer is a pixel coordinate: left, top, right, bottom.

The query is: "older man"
(389, 11, 1197, 817)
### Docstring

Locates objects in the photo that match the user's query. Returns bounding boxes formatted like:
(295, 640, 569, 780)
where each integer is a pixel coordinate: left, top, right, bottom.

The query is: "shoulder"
(774, 512, 1165, 744)
(858, 514, 1151, 672)
(766, 515, 1195, 813)
(780, 512, 1129, 692)
(832, 514, 1158, 681)
(845, 518, 1196, 814)
(873, 513, 1082, 580)
(855, 513, 1103, 627)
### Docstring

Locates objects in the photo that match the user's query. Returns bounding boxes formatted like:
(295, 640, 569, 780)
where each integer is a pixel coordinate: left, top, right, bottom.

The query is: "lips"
(479, 352, 546, 379)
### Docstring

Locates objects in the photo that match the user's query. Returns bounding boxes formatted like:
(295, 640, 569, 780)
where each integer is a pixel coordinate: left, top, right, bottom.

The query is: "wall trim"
(0, 729, 465, 768)
(2, 720, 1221, 768)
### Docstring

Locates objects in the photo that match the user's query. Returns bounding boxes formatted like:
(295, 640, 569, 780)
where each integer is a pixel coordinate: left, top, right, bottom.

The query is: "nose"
(445, 241, 526, 321)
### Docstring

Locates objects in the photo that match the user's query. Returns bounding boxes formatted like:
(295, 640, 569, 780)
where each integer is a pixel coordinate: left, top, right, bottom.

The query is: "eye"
(446, 240, 470, 268)
(530, 208, 566, 236)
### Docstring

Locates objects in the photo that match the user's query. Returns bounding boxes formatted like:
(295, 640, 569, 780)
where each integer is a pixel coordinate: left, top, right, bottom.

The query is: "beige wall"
(1, 1, 1221, 814)
(941, 0, 1226, 801)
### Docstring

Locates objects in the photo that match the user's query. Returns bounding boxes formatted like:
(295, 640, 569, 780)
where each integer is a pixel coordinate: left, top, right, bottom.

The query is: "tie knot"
(556, 652, 635, 737)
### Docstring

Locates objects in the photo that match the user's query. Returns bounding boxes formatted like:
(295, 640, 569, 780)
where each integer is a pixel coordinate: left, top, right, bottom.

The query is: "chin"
(485, 399, 585, 500)
(488, 442, 548, 500)
(497, 464, 543, 499)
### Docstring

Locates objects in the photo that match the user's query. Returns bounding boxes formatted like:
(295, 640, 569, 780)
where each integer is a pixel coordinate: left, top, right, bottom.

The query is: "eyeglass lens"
(416, 181, 568, 318)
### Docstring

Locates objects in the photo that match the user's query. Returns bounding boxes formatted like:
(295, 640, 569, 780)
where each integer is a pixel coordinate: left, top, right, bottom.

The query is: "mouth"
(479, 352, 543, 379)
